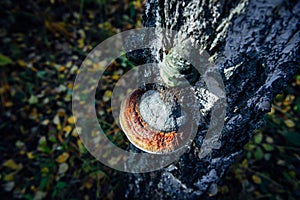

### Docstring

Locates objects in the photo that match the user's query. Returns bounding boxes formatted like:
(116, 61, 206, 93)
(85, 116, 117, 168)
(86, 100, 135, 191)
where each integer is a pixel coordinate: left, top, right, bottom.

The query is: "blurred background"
(0, 0, 299, 199)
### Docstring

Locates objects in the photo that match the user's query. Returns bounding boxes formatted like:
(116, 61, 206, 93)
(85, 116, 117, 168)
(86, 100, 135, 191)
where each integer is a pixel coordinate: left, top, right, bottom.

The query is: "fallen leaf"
(266, 136, 273, 144)
(252, 175, 262, 184)
(58, 66, 66, 72)
(41, 119, 50, 125)
(4, 172, 16, 181)
(103, 90, 112, 102)
(45, 20, 73, 39)
(17, 60, 26, 67)
(56, 152, 70, 163)
(58, 109, 66, 117)
(41, 167, 49, 173)
(112, 73, 119, 80)
(67, 116, 76, 124)
(28, 95, 38, 104)
(284, 119, 295, 128)
(4, 101, 13, 107)
(78, 38, 85, 49)
(34, 190, 47, 200)
(3, 159, 20, 170)
(254, 147, 264, 160)
(0, 54, 13, 66)
(58, 163, 69, 174)
(254, 133, 263, 144)
(27, 152, 34, 159)
(262, 143, 274, 151)
(3, 181, 15, 192)
(83, 178, 93, 189)
(63, 125, 72, 133)
(53, 114, 60, 125)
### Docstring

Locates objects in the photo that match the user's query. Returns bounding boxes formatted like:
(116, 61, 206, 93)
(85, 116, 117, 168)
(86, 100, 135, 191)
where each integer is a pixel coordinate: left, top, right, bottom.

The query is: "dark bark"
(124, 0, 300, 199)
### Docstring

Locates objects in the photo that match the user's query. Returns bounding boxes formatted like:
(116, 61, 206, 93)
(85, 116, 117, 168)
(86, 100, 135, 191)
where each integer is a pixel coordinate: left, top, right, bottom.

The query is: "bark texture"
(124, 0, 300, 199)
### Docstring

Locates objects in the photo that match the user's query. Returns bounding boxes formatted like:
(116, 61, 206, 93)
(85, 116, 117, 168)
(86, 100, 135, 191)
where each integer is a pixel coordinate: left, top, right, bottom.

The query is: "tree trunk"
(124, 0, 299, 199)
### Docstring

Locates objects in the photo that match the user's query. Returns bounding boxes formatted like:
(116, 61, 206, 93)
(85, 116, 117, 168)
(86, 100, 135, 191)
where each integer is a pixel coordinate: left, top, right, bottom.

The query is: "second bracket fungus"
(159, 50, 200, 87)
(119, 84, 194, 154)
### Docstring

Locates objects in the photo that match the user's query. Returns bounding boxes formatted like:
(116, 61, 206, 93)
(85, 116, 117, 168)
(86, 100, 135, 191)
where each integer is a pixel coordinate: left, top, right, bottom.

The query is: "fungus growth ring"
(119, 84, 194, 154)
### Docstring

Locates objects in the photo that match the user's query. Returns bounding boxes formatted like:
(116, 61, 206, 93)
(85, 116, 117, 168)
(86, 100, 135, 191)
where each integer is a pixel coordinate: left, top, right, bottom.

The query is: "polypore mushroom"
(119, 84, 193, 154)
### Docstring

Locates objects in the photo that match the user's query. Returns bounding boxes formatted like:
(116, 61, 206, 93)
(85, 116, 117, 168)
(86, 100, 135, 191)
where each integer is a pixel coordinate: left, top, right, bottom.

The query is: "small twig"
(274, 144, 300, 151)
(272, 104, 295, 120)
(246, 167, 283, 188)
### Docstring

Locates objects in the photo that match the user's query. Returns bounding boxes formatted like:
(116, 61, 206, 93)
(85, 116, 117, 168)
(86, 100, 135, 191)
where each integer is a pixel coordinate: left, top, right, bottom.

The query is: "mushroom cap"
(119, 84, 192, 154)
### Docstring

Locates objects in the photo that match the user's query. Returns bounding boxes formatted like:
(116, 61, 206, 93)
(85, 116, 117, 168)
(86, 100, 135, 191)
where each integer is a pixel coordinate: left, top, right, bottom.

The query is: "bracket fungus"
(119, 84, 195, 154)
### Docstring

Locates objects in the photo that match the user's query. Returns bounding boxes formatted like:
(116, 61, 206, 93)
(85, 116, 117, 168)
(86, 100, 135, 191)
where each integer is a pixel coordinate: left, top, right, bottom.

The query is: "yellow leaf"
(27, 152, 34, 159)
(3, 159, 20, 170)
(78, 38, 85, 49)
(56, 152, 70, 163)
(241, 159, 248, 168)
(4, 172, 15, 181)
(4, 102, 13, 107)
(282, 106, 291, 113)
(67, 116, 76, 124)
(105, 90, 112, 98)
(57, 124, 62, 130)
(41, 167, 49, 173)
(93, 62, 106, 71)
(85, 59, 92, 66)
(63, 125, 72, 133)
(252, 175, 262, 184)
(283, 95, 295, 106)
(112, 73, 119, 80)
(67, 82, 73, 89)
(72, 128, 78, 137)
(285, 119, 295, 128)
(77, 139, 86, 153)
(30, 185, 36, 191)
(31, 66, 38, 72)
(88, 12, 94, 19)
(106, 107, 112, 113)
(58, 66, 66, 72)
(83, 179, 93, 189)
(103, 90, 112, 102)
(268, 107, 275, 115)
(58, 109, 66, 117)
(0, 84, 11, 94)
(17, 60, 26, 67)
(44, 20, 73, 38)
(29, 108, 39, 119)
(0, 86, 6, 94)
(132, 1, 142, 9)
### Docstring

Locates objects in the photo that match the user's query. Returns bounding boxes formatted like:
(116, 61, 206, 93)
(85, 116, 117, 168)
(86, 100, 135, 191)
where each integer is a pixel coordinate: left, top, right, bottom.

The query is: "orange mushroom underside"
(119, 88, 188, 154)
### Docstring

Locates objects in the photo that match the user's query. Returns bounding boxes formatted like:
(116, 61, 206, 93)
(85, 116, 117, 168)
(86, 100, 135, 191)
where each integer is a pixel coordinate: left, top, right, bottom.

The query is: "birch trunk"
(124, 0, 299, 199)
